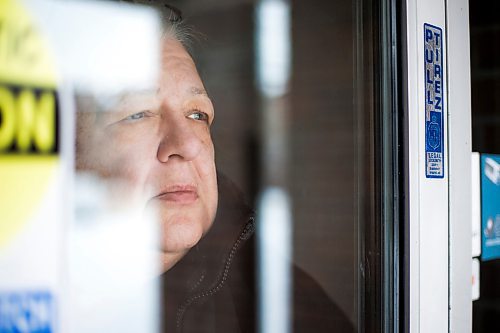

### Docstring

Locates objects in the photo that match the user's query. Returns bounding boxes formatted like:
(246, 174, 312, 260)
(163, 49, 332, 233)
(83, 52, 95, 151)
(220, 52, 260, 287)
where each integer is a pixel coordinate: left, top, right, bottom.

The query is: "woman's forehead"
(160, 39, 207, 96)
(161, 37, 195, 67)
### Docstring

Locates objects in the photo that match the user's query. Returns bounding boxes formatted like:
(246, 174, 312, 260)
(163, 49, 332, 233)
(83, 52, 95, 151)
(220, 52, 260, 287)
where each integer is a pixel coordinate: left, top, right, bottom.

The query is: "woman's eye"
(188, 111, 209, 123)
(125, 111, 147, 121)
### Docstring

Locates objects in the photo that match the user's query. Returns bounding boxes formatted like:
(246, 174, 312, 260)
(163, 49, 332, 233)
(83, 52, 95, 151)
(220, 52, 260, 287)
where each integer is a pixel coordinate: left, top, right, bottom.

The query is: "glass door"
(0, 0, 414, 332)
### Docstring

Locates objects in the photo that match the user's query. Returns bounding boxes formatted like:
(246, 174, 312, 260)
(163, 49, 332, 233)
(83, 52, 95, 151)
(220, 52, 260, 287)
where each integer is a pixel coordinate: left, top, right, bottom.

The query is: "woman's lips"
(154, 185, 198, 204)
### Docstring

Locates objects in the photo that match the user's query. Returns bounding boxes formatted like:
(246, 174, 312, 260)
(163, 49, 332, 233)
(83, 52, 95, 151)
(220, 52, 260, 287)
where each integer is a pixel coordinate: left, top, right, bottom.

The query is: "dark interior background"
(470, 0, 500, 332)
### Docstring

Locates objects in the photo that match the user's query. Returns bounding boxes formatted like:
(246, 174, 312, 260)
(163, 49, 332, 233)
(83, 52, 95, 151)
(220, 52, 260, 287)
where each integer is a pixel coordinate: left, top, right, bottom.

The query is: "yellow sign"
(0, 86, 57, 153)
(0, 0, 59, 248)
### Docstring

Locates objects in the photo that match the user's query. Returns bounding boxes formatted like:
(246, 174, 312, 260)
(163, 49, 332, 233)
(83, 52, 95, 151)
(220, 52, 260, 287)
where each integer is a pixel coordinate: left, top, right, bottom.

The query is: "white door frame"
(404, 0, 472, 331)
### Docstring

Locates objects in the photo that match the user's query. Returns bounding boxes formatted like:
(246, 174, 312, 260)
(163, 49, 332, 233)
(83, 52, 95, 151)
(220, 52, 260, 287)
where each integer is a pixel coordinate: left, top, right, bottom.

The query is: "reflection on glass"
(66, 1, 161, 331)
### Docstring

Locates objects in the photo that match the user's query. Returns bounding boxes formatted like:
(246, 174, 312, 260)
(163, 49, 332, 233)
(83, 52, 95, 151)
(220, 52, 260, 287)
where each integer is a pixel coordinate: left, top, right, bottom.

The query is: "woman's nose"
(156, 117, 203, 163)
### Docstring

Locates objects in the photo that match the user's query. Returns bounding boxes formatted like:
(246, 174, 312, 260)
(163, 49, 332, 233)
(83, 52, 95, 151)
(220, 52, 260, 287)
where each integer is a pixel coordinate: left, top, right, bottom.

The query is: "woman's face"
(76, 38, 218, 272)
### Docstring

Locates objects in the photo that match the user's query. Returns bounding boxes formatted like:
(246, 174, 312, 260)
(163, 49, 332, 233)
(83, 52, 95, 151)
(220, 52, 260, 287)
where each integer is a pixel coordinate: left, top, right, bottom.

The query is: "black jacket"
(162, 175, 354, 333)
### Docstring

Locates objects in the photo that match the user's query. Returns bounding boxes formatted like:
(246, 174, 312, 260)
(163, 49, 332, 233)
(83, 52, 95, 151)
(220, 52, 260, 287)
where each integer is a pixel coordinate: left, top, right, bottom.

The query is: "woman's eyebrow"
(189, 86, 209, 97)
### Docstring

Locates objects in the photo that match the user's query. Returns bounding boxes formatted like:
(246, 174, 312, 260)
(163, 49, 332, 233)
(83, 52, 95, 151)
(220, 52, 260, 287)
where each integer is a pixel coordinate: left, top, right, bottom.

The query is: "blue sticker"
(424, 23, 445, 178)
(0, 291, 54, 333)
(480, 154, 500, 261)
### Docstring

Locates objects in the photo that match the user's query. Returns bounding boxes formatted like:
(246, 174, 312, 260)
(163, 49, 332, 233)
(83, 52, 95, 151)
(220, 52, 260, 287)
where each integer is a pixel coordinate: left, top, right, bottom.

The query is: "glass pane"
(0, 0, 401, 331)
(71, 0, 392, 332)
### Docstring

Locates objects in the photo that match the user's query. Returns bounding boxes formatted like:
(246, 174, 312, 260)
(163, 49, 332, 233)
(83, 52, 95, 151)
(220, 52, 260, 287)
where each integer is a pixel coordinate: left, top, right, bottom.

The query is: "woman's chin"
(160, 250, 189, 273)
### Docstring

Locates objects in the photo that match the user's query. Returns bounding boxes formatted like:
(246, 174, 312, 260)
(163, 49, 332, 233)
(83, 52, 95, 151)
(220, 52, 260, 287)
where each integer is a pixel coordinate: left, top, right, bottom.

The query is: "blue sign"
(424, 23, 445, 178)
(481, 154, 500, 261)
(0, 291, 54, 333)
